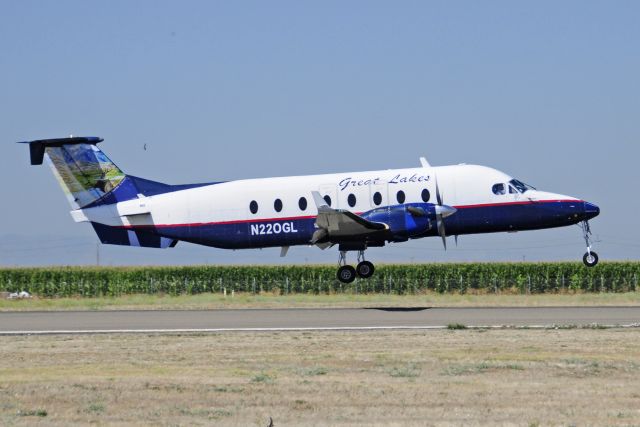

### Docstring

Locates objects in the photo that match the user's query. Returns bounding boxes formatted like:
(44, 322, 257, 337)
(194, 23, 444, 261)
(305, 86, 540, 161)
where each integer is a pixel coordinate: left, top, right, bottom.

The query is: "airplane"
(19, 136, 600, 283)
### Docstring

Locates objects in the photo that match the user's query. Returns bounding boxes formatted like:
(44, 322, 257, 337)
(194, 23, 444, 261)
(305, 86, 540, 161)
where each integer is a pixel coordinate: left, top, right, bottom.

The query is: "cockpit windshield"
(509, 179, 536, 193)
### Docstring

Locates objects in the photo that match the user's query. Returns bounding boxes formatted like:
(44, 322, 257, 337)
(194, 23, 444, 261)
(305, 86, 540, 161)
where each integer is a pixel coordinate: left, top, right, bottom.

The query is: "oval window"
(396, 190, 406, 204)
(421, 188, 430, 203)
(274, 198, 283, 212)
(249, 200, 258, 214)
(347, 193, 356, 208)
(323, 195, 332, 206)
(373, 192, 382, 206)
(298, 197, 307, 211)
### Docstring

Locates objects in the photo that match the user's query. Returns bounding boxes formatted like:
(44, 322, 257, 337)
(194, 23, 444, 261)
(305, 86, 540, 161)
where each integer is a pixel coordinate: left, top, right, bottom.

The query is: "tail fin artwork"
(19, 137, 126, 209)
(19, 136, 212, 249)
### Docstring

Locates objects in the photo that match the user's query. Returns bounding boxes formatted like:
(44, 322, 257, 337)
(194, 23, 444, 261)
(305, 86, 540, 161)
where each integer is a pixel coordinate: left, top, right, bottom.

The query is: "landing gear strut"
(580, 220, 598, 267)
(336, 250, 376, 283)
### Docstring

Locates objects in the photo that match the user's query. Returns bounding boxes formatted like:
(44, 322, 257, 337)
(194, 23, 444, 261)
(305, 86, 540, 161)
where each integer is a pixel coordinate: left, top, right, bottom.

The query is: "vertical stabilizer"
(18, 137, 125, 209)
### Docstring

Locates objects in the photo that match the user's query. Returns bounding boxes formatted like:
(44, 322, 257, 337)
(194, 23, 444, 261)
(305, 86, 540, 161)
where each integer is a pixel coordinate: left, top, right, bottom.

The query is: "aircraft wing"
(310, 191, 387, 248)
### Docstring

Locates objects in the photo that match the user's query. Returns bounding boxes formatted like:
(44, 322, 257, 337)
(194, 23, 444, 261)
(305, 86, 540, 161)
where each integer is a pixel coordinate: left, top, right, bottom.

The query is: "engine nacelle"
(361, 203, 434, 241)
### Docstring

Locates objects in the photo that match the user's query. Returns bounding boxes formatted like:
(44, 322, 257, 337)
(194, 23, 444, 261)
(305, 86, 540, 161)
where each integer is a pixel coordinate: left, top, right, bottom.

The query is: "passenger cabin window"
(492, 183, 506, 195)
(323, 195, 332, 206)
(373, 192, 382, 206)
(298, 197, 307, 211)
(421, 188, 430, 203)
(347, 193, 356, 208)
(274, 198, 283, 212)
(249, 200, 258, 214)
(396, 190, 406, 204)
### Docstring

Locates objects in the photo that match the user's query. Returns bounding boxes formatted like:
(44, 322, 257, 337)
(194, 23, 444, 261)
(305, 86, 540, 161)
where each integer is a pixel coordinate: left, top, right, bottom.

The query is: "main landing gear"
(580, 220, 598, 267)
(336, 250, 376, 283)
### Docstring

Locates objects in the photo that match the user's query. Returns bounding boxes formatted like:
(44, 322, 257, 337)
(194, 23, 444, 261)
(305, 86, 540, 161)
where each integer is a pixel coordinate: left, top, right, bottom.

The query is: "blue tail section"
(83, 174, 217, 208)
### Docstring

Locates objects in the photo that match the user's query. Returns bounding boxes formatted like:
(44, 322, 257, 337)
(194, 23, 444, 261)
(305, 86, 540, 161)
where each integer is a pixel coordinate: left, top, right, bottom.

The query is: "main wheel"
(583, 251, 599, 267)
(337, 265, 357, 283)
(356, 261, 375, 279)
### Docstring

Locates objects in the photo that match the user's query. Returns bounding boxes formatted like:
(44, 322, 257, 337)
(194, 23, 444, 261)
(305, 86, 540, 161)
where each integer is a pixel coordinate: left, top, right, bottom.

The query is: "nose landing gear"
(580, 220, 598, 267)
(336, 250, 376, 283)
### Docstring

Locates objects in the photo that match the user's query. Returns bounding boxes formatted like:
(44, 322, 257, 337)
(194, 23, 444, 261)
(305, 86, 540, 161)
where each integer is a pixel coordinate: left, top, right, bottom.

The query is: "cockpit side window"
(509, 179, 535, 193)
(492, 183, 506, 195)
(509, 185, 518, 194)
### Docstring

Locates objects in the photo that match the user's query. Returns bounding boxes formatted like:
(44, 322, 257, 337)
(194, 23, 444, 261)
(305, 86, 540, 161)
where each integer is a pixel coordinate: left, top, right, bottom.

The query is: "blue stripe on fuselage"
(150, 218, 317, 249)
(445, 200, 585, 236)
(127, 200, 587, 250)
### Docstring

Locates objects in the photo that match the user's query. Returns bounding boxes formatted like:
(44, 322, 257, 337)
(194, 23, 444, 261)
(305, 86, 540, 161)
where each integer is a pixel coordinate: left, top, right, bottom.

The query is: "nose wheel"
(580, 220, 599, 267)
(336, 250, 376, 283)
(583, 251, 599, 267)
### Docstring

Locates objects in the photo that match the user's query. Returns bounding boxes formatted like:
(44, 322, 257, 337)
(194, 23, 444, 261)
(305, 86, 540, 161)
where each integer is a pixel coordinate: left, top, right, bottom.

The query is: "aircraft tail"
(19, 136, 218, 249)
(19, 137, 127, 209)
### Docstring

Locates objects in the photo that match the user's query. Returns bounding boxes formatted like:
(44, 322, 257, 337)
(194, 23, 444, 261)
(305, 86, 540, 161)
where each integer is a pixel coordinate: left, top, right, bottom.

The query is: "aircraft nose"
(583, 201, 600, 220)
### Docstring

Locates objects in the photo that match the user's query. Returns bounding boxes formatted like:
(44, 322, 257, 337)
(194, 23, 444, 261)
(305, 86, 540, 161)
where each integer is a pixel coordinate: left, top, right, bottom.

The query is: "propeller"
(433, 174, 457, 250)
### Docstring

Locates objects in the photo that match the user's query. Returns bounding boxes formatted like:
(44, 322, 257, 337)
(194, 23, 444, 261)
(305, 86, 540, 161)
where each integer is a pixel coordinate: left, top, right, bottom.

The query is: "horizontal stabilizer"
(91, 223, 177, 249)
(17, 136, 103, 165)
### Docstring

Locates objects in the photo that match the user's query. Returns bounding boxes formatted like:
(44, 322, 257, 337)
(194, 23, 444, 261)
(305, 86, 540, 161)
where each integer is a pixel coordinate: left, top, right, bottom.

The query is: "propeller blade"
(437, 216, 447, 250)
(433, 173, 456, 251)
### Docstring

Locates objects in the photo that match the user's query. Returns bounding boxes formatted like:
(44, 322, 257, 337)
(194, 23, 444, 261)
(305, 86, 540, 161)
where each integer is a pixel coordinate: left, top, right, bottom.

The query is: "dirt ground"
(1, 329, 639, 426)
(2, 291, 640, 311)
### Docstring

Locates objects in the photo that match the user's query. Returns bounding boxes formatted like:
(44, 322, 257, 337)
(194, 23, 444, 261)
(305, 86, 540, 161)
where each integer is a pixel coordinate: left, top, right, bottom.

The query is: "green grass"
(388, 363, 421, 378)
(17, 409, 47, 417)
(250, 372, 275, 383)
(447, 323, 468, 330)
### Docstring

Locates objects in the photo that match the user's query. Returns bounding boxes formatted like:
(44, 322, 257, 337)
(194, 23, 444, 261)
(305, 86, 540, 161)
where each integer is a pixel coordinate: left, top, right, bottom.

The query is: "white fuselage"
(74, 164, 585, 250)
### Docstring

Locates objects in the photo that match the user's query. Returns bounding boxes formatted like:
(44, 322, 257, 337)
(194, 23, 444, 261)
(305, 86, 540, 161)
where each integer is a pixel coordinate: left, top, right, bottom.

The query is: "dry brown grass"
(2, 291, 640, 311)
(1, 329, 640, 426)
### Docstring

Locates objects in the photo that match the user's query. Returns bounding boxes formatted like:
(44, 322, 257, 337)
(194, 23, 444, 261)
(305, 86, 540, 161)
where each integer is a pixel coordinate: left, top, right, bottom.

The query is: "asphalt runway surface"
(1, 306, 639, 334)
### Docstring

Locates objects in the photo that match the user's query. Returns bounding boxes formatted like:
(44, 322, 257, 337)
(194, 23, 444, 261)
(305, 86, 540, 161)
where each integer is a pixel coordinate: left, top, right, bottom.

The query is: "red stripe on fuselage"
(117, 199, 581, 229)
(117, 214, 319, 230)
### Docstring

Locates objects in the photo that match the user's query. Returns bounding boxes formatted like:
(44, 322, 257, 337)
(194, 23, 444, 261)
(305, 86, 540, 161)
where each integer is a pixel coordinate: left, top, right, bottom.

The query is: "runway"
(1, 306, 639, 334)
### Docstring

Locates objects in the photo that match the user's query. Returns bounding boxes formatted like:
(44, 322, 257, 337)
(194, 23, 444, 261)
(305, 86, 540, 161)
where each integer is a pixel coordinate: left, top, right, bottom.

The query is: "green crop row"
(0, 262, 638, 297)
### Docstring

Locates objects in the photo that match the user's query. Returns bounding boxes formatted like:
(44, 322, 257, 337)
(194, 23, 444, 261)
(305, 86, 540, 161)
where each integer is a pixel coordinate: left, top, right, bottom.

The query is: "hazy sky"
(1, 1, 638, 266)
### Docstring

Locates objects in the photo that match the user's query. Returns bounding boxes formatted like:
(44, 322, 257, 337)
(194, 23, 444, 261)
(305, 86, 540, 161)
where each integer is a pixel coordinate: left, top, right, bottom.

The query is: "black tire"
(583, 251, 599, 267)
(356, 261, 375, 279)
(337, 265, 357, 283)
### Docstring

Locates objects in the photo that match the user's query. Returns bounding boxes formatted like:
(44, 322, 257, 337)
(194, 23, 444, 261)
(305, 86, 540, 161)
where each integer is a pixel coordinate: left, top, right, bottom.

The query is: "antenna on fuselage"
(419, 157, 431, 168)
